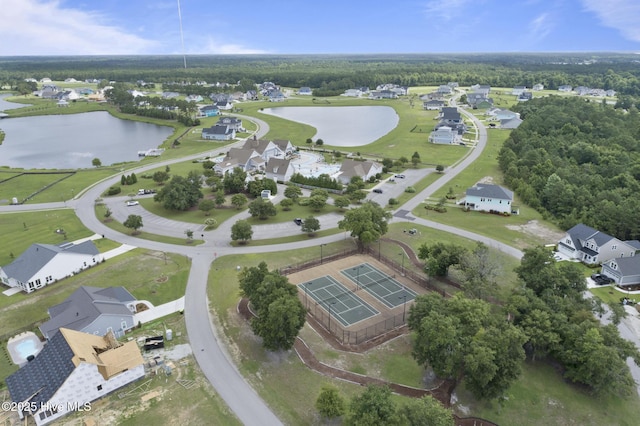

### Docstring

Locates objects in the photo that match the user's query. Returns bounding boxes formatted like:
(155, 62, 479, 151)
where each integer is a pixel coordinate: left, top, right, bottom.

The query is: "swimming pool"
(15, 339, 38, 359)
(7, 332, 44, 366)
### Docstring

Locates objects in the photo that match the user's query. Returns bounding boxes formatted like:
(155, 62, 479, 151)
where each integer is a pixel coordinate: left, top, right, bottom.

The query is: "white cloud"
(0, 0, 157, 55)
(423, 0, 476, 21)
(582, 0, 640, 42)
(528, 13, 553, 42)
(196, 37, 270, 55)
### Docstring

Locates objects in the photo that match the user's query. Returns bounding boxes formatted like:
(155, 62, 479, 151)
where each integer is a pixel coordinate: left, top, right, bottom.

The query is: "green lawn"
(0, 209, 95, 266)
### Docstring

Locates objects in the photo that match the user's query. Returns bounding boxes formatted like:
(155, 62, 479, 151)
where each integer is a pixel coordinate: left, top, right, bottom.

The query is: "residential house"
(202, 125, 235, 141)
(428, 126, 457, 144)
(161, 92, 179, 99)
(185, 94, 203, 103)
(466, 92, 493, 109)
(439, 107, 463, 126)
(214, 148, 263, 175)
(298, 87, 312, 95)
(463, 184, 515, 215)
(0, 241, 103, 294)
(447, 82, 459, 88)
(470, 84, 491, 96)
(56, 100, 69, 108)
(557, 224, 638, 265)
(512, 86, 527, 96)
(215, 100, 233, 110)
(265, 158, 294, 182)
(343, 89, 362, 97)
(337, 159, 383, 185)
(216, 116, 244, 132)
(369, 90, 397, 99)
(268, 91, 286, 102)
(6, 328, 144, 426)
(493, 109, 519, 121)
(271, 139, 295, 156)
(241, 139, 285, 161)
(40, 286, 137, 340)
(199, 105, 219, 117)
(390, 86, 408, 96)
(517, 92, 533, 102)
(423, 100, 445, 110)
(558, 85, 572, 92)
(532, 83, 544, 91)
(500, 117, 523, 129)
(601, 256, 640, 287)
(605, 89, 616, 97)
(420, 92, 444, 101)
(245, 90, 258, 100)
(437, 85, 453, 94)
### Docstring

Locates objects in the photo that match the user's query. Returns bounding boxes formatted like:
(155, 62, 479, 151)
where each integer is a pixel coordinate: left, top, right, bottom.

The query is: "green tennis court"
(300, 275, 379, 326)
(340, 263, 417, 308)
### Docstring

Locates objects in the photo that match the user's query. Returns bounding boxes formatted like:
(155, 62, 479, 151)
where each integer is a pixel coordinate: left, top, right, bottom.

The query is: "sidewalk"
(134, 296, 185, 324)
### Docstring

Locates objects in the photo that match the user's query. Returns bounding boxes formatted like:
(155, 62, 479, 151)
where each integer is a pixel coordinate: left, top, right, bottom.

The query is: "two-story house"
(463, 184, 515, 215)
(557, 224, 638, 265)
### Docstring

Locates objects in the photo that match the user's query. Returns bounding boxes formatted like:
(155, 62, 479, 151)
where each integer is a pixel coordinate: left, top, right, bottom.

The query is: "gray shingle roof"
(6, 331, 75, 408)
(465, 183, 513, 200)
(2, 241, 99, 284)
(613, 256, 640, 277)
(565, 223, 615, 251)
(40, 286, 135, 339)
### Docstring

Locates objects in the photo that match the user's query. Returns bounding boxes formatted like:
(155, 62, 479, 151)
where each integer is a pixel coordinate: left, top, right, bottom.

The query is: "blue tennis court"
(340, 263, 417, 308)
(299, 275, 379, 326)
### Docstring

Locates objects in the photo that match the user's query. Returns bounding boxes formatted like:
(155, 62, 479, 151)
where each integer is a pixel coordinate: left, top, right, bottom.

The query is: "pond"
(0, 111, 173, 169)
(261, 106, 399, 147)
(0, 94, 30, 111)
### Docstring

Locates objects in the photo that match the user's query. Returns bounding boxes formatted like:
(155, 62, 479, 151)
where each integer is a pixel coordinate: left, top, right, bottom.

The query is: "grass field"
(0, 209, 94, 266)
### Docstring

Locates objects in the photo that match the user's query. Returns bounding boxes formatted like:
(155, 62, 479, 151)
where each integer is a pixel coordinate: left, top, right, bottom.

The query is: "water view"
(261, 106, 399, 147)
(0, 111, 173, 169)
(0, 94, 30, 111)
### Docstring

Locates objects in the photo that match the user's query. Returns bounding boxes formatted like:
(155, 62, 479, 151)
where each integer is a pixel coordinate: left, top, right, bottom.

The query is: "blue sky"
(1, 0, 639, 55)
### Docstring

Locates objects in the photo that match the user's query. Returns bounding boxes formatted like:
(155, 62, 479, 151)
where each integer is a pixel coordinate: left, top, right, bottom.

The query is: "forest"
(2, 53, 640, 96)
(498, 96, 640, 239)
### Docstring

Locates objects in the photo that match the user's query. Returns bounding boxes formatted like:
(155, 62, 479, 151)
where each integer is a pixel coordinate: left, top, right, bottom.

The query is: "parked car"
(293, 218, 303, 226)
(372, 188, 383, 194)
(395, 174, 405, 179)
(126, 200, 139, 206)
(591, 273, 613, 285)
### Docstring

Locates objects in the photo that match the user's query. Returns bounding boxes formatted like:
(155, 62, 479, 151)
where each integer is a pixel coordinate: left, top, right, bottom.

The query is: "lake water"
(0, 111, 173, 169)
(0, 94, 30, 111)
(261, 106, 399, 147)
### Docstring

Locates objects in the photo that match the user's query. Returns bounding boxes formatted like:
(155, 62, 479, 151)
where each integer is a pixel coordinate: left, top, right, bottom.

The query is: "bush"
(106, 186, 121, 196)
(297, 198, 310, 206)
(405, 186, 416, 193)
(388, 198, 399, 205)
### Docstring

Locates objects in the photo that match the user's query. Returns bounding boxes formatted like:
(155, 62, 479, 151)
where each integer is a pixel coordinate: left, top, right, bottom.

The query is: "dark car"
(591, 273, 613, 285)
(395, 174, 405, 179)
(372, 188, 383, 194)
(293, 218, 303, 226)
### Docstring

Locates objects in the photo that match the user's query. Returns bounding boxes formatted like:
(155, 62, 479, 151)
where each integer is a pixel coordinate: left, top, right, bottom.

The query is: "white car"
(126, 200, 139, 206)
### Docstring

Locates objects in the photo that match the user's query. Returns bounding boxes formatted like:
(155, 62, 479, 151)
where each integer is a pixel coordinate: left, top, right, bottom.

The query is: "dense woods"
(3, 53, 640, 96)
(498, 96, 640, 239)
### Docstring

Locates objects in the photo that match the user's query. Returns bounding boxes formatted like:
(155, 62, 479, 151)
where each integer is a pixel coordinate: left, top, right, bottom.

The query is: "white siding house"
(463, 184, 514, 214)
(0, 241, 103, 294)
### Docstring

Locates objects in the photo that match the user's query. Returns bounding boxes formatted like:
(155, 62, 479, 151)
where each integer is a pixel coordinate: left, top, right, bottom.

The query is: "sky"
(0, 0, 639, 56)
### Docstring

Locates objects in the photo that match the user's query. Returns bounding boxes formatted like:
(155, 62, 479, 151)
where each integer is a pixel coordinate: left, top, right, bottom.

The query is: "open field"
(0, 209, 94, 266)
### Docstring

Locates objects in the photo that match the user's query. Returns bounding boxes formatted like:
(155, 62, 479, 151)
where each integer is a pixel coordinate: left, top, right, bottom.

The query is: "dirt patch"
(506, 219, 564, 245)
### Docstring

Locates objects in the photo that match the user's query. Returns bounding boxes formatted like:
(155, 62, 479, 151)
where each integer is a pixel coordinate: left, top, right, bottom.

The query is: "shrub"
(106, 186, 121, 196)
(388, 198, 399, 205)
(405, 186, 416, 193)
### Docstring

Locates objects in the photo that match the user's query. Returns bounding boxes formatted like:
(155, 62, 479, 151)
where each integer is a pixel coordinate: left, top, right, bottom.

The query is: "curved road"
(1, 106, 523, 424)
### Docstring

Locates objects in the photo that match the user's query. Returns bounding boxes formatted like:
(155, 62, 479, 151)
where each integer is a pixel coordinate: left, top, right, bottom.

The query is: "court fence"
(284, 244, 453, 345)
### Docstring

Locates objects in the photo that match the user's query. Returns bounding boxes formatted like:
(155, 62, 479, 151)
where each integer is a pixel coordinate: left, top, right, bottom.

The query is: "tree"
(411, 151, 421, 167)
(92, 158, 102, 168)
(338, 202, 391, 249)
(399, 395, 454, 426)
(409, 294, 526, 400)
(231, 193, 248, 210)
(308, 195, 327, 212)
(334, 196, 350, 211)
(280, 198, 293, 211)
(153, 170, 170, 185)
(284, 185, 303, 201)
(248, 198, 277, 220)
(185, 229, 194, 240)
(153, 174, 203, 211)
(231, 220, 252, 243)
(315, 384, 346, 420)
(301, 216, 320, 236)
(347, 385, 399, 426)
(252, 295, 306, 351)
(123, 214, 143, 234)
(315, 138, 324, 147)
(459, 242, 501, 300)
(198, 199, 216, 216)
(418, 242, 467, 277)
(214, 189, 226, 207)
(103, 207, 112, 221)
(436, 164, 445, 173)
(204, 217, 217, 230)
(222, 167, 247, 194)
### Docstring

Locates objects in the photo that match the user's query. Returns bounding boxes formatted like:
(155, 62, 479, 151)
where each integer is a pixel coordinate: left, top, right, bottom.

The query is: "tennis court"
(300, 275, 379, 326)
(340, 263, 417, 308)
